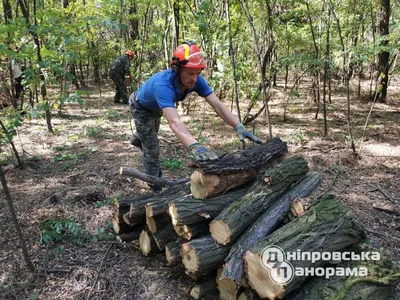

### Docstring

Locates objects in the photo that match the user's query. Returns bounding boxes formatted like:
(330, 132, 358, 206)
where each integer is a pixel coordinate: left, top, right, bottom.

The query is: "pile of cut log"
(114, 137, 400, 300)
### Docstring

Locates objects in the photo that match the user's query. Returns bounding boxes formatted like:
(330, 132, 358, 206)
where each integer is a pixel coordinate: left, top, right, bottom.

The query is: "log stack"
(114, 137, 400, 299)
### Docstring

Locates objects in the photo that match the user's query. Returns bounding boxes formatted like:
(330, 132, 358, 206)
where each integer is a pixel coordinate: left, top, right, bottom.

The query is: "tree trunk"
(169, 186, 251, 226)
(210, 156, 308, 245)
(221, 172, 322, 285)
(244, 195, 366, 299)
(374, 0, 390, 103)
(197, 137, 287, 175)
(190, 170, 257, 199)
(182, 235, 231, 278)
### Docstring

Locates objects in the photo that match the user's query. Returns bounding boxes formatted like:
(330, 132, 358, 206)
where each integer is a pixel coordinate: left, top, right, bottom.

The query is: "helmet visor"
(185, 52, 207, 67)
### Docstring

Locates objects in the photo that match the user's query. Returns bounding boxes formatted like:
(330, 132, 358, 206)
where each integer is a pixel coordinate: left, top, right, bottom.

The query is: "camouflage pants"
(129, 92, 163, 181)
(109, 71, 128, 103)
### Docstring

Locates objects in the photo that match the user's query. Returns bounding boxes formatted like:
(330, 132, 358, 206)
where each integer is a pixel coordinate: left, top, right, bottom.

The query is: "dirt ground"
(0, 77, 399, 299)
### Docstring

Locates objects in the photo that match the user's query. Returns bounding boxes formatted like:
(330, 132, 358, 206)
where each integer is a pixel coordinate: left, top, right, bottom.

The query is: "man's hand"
(234, 123, 262, 144)
(188, 143, 219, 162)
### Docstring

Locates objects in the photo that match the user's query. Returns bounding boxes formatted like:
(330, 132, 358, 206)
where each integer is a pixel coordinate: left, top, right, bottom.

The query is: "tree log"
(116, 229, 142, 243)
(146, 213, 171, 234)
(237, 288, 261, 300)
(113, 207, 130, 224)
(216, 266, 247, 300)
(165, 240, 183, 266)
(139, 228, 162, 256)
(196, 137, 288, 175)
(190, 278, 219, 299)
(169, 186, 251, 226)
(124, 184, 189, 226)
(285, 249, 400, 300)
(173, 221, 210, 241)
(221, 172, 322, 284)
(244, 195, 366, 299)
(151, 221, 179, 251)
(145, 186, 191, 217)
(190, 170, 257, 199)
(112, 217, 134, 234)
(210, 156, 309, 245)
(120, 166, 190, 187)
(182, 235, 231, 278)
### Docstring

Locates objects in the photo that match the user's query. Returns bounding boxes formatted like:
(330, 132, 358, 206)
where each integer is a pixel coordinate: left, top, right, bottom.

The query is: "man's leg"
(114, 76, 125, 103)
(120, 79, 128, 104)
(130, 101, 162, 191)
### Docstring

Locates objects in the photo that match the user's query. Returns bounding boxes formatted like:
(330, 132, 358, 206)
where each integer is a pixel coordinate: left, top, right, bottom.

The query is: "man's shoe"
(130, 135, 142, 150)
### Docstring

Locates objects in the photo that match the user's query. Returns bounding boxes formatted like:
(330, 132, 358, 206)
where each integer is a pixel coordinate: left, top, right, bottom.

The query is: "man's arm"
(204, 92, 239, 127)
(162, 107, 197, 146)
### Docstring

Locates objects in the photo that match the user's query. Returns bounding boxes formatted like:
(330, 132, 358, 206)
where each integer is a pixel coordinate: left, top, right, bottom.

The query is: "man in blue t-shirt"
(128, 42, 261, 190)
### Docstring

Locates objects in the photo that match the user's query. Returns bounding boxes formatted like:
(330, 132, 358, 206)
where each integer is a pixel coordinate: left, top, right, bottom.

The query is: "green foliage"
(40, 219, 83, 244)
(161, 158, 183, 170)
(0, 108, 24, 145)
(84, 126, 107, 138)
(291, 129, 310, 145)
(51, 146, 97, 162)
(104, 109, 121, 120)
(40, 219, 114, 244)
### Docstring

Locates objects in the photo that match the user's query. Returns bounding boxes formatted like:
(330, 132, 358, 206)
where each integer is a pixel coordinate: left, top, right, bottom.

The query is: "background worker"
(109, 50, 134, 104)
(128, 41, 261, 191)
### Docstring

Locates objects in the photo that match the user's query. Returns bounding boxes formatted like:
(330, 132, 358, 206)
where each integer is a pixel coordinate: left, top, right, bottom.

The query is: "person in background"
(128, 41, 261, 191)
(11, 59, 23, 99)
(109, 50, 135, 104)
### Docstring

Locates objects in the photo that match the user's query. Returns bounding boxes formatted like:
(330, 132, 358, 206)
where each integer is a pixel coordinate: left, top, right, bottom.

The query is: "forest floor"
(0, 77, 399, 299)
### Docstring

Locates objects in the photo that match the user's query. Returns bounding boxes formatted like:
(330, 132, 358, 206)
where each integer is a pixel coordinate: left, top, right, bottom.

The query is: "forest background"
(0, 0, 399, 299)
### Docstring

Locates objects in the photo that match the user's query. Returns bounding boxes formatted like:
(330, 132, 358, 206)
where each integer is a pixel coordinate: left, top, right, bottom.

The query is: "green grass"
(161, 158, 184, 170)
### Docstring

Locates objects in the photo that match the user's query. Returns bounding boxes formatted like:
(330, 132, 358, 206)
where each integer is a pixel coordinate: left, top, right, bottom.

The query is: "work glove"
(234, 123, 262, 144)
(188, 143, 219, 162)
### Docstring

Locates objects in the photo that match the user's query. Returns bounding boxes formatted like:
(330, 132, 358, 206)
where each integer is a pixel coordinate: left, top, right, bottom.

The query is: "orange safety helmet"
(125, 50, 134, 57)
(171, 41, 205, 69)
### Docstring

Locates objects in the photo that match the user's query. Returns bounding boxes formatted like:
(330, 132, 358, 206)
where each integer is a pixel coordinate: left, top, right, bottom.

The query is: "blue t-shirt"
(137, 69, 213, 111)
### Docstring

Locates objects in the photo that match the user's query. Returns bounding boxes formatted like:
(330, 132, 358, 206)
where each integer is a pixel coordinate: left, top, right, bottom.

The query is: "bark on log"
(113, 207, 130, 224)
(145, 186, 191, 217)
(139, 228, 162, 256)
(120, 166, 190, 187)
(146, 214, 171, 233)
(151, 221, 179, 251)
(210, 156, 309, 245)
(196, 137, 288, 175)
(190, 278, 219, 299)
(169, 186, 251, 226)
(190, 170, 257, 199)
(285, 250, 400, 300)
(112, 217, 134, 234)
(216, 267, 247, 300)
(244, 195, 366, 299)
(116, 229, 142, 243)
(173, 221, 210, 241)
(126, 184, 189, 226)
(165, 240, 183, 266)
(182, 235, 231, 278)
(221, 172, 322, 284)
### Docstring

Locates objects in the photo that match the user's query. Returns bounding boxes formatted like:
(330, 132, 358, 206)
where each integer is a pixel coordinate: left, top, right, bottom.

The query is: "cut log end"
(165, 246, 175, 265)
(168, 202, 179, 226)
(146, 216, 157, 233)
(210, 219, 231, 245)
(190, 286, 201, 299)
(217, 267, 240, 300)
(145, 204, 154, 218)
(191, 170, 220, 199)
(244, 251, 284, 300)
(182, 243, 199, 273)
(139, 230, 152, 256)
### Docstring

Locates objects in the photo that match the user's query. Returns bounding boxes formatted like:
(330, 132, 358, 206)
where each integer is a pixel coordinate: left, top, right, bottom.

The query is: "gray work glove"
(234, 123, 262, 144)
(188, 143, 219, 162)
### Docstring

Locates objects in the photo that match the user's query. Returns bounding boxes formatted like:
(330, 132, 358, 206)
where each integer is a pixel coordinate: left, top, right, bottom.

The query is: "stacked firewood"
(114, 137, 400, 300)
